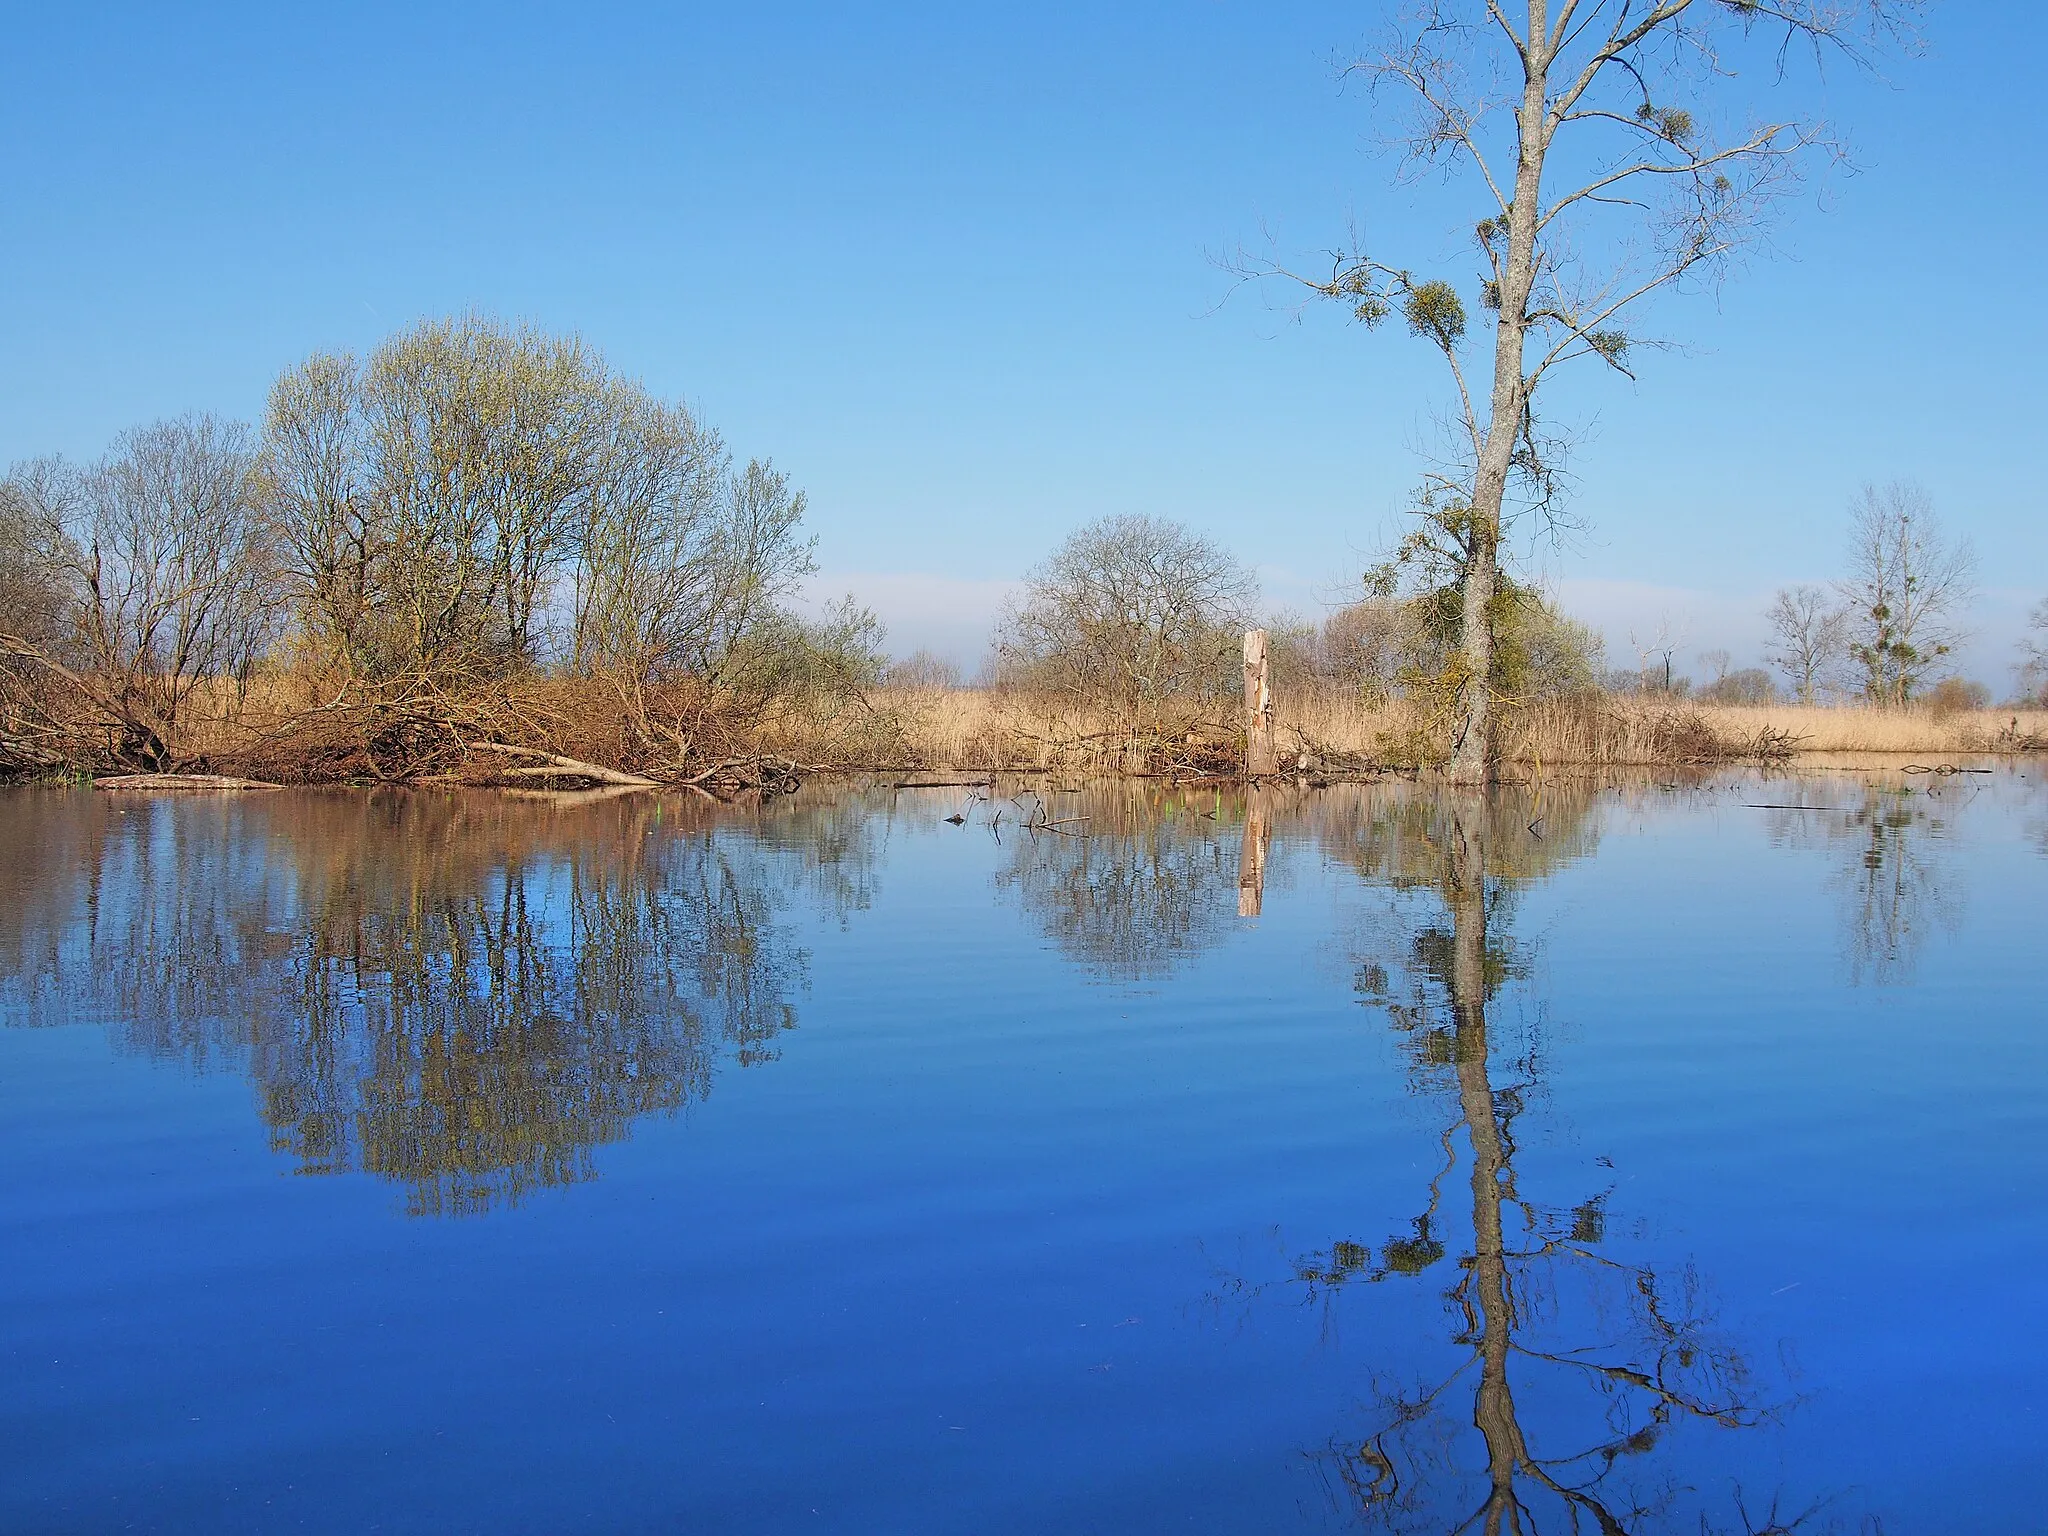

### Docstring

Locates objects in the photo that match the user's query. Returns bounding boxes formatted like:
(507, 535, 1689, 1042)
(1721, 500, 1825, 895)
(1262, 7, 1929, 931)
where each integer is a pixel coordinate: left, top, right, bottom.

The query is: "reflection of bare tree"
(1762, 785, 1963, 986)
(0, 790, 853, 1215)
(1260, 795, 1844, 1533)
(992, 784, 1243, 980)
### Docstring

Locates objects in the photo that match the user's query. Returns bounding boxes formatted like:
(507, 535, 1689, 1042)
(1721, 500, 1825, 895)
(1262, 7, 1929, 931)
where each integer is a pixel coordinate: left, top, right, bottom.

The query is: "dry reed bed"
(880, 687, 2048, 773)
(15, 680, 2044, 787)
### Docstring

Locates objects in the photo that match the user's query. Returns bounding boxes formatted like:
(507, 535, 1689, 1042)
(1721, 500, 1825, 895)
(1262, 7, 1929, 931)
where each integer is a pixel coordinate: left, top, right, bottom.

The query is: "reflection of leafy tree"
(0, 790, 844, 1215)
(1263, 797, 1846, 1533)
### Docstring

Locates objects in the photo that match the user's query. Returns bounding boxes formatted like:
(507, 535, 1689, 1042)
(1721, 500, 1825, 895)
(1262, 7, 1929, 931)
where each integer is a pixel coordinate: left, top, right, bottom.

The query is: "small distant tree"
(1316, 598, 1411, 702)
(883, 649, 964, 690)
(1627, 617, 1688, 696)
(1764, 584, 1849, 703)
(1700, 666, 1776, 705)
(1837, 480, 1975, 706)
(1924, 676, 1988, 718)
(995, 515, 1256, 734)
(2017, 599, 2048, 705)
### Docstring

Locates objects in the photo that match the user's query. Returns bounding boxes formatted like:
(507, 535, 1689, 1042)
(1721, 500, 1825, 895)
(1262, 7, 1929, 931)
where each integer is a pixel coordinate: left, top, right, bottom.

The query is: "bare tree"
(1250, 0, 1919, 781)
(1765, 584, 1849, 703)
(569, 393, 734, 733)
(995, 515, 1257, 738)
(1, 417, 275, 769)
(2017, 598, 2048, 705)
(260, 350, 382, 679)
(1837, 479, 1975, 706)
(1628, 614, 1689, 695)
(570, 401, 820, 750)
(1316, 598, 1412, 702)
(0, 463, 82, 771)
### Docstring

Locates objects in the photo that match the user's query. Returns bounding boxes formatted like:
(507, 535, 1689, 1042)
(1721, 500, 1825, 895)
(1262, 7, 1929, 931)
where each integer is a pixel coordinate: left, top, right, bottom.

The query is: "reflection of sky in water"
(0, 771, 2041, 1533)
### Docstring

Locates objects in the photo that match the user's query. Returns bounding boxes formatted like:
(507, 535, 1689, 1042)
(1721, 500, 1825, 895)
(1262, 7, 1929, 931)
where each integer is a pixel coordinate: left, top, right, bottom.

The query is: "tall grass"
(880, 686, 2048, 771)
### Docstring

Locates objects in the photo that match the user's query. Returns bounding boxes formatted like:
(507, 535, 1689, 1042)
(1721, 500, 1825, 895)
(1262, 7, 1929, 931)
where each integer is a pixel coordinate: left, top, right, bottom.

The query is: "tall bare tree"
(1764, 583, 1849, 703)
(1256, 0, 1919, 781)
(1837, 479, 1975, 706)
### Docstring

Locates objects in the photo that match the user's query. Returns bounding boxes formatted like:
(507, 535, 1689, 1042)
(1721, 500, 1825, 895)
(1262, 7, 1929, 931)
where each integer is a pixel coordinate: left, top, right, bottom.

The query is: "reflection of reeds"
(882, 686, 2048, 769)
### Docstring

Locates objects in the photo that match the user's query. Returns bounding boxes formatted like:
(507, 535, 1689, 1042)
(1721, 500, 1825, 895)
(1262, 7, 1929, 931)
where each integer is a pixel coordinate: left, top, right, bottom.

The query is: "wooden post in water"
(1243, 628, 1276, 779)
(1237, 793, 1271, 918)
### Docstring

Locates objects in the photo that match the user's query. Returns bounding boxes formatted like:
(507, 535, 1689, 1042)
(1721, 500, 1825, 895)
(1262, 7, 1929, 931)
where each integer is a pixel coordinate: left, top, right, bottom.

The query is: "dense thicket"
(0, 315, 888, 780)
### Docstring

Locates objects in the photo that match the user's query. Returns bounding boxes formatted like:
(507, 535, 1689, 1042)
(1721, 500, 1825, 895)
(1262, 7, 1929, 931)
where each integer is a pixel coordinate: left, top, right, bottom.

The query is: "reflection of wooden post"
(1237, 796, 1270, 918)
(1243, 628, 1276, 779)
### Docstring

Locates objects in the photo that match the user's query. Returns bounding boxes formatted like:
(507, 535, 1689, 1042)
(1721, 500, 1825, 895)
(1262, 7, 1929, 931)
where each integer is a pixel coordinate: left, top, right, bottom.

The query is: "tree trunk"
(1447, 41, 1550, 787)
(1447, 531, 1498, 786)
(1447, 798, 1527, 1517)
(1236, 791, 1270, 917)
(1243, 628, 1276, 778)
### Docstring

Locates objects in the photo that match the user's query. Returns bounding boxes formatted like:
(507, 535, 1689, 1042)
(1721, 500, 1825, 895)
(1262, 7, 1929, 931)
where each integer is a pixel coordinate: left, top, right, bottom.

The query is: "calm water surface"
(1, 771, 2042, 1533)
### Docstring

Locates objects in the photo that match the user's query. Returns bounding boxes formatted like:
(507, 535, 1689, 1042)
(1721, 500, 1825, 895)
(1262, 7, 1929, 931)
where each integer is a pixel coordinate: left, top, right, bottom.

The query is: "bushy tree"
(259, 314, 855, 760)
(1699, 667, 1777, 705)
(263, 315, 620, 686)
(995, 515, 1257, 732)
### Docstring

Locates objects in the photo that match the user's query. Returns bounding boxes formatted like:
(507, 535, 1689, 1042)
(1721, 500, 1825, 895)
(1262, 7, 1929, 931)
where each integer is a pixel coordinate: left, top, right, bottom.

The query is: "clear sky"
(3, 2, 2041, 684)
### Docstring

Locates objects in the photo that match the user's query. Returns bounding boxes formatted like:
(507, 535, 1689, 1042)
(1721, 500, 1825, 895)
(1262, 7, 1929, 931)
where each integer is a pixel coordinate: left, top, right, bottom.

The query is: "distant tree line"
(971, 477, 2028, 771)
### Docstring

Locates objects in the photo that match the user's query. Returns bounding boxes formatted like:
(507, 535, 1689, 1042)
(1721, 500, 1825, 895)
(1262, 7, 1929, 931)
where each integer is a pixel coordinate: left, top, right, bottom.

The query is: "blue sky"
(3, 2, 2041, 682)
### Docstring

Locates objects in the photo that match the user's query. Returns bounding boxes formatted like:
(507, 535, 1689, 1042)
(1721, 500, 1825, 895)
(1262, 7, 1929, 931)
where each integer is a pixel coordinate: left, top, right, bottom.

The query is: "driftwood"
(467, 742, 659, 789)
(677, 754, 806, 794)
(94, 773, 285, 792)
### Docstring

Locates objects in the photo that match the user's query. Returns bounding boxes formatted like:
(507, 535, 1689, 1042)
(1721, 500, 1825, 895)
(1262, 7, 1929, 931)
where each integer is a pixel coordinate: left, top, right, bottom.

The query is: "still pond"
(1, 771, 2042, 1533)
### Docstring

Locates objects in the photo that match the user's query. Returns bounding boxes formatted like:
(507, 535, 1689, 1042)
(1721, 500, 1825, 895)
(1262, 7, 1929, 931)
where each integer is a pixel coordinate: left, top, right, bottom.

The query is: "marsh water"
(1, 770, 2042, 1533)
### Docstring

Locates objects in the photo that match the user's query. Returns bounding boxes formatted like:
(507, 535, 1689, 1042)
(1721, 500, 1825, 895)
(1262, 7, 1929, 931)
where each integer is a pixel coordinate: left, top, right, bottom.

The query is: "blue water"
(1, 772, 2042, 1533)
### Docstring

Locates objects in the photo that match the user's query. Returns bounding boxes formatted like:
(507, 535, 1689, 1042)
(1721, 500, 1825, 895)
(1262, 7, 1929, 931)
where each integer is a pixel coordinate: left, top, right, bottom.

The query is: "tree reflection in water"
(0, 789, 867, 1216)
(1238, 788, 1853, 1534)
(1759, 782, 1962, 987)
(992, 783, 1245, 980)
